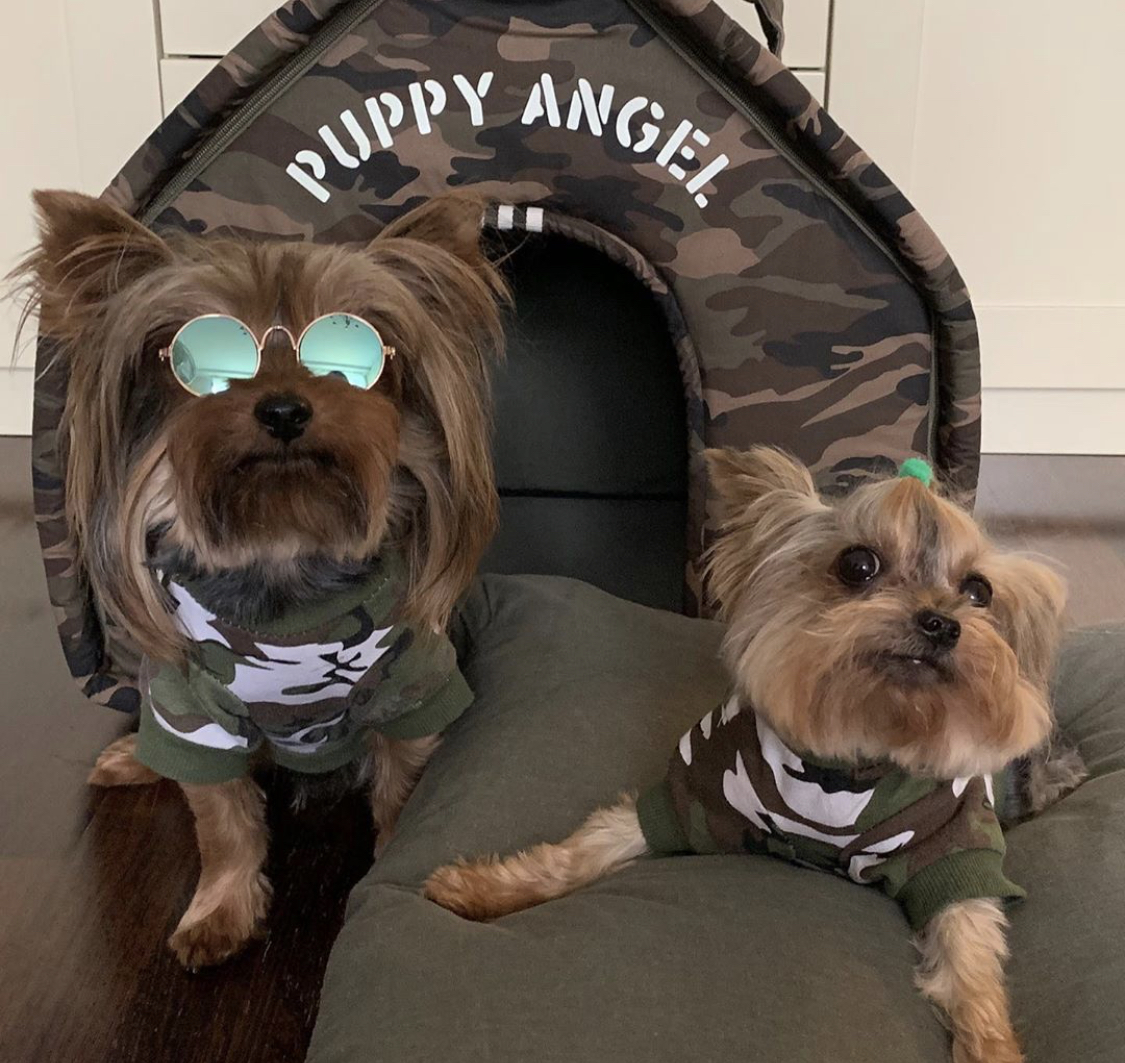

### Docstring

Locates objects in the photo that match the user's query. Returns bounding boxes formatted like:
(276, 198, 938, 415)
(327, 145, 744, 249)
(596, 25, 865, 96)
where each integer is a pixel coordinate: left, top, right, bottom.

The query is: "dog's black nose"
(915, 609, 961, 649)
(254, 393, 312, 443)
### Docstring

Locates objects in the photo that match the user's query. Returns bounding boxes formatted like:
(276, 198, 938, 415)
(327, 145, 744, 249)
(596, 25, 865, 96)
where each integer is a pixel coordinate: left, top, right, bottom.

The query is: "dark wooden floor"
(0, 437, 375, 1063)
(1, 438, 1123, 1063)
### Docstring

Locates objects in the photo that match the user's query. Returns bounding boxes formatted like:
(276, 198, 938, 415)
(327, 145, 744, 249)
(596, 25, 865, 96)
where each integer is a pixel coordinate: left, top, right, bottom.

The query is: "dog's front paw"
(423, 859, 518, 921)
(169, 873, 272, 969)
(88, 734, 161, 787)
(952, 1032, 1024, 1063)
(953, 1043, 1023, 1063)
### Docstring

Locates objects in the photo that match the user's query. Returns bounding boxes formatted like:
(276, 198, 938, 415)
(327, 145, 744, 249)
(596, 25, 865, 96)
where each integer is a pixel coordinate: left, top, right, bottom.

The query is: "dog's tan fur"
(369, 733, 442, 854)
(427, 795, 648, 920)
(19, 189, 506, 968)
(170, 778, 271, 970)
(88, 733, 160, 787)
(916, 899, 1023, 1063)
(425, 446, 1080, 1063)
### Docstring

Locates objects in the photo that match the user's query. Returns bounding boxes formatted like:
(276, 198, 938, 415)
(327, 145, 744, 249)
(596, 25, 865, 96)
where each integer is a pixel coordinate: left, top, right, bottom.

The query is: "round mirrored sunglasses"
(159, 312, 396, 397)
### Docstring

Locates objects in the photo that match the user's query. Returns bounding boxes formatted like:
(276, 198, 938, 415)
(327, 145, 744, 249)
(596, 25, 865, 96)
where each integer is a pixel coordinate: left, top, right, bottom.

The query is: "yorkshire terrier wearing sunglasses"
(18, 190, 506, 968)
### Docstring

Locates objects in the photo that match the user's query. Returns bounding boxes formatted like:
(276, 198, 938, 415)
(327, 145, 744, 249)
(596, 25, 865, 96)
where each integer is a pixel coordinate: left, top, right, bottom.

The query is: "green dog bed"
(306, 575, 1125, 1063)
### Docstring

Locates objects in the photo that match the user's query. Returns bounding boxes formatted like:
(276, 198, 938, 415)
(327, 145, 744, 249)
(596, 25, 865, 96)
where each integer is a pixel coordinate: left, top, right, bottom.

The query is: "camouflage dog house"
(35, 0, 979, 704)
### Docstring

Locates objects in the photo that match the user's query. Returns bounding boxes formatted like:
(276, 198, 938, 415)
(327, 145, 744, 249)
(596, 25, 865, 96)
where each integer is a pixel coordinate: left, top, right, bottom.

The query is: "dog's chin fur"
(157, 374, 401, 571)
(15, 190, 508, 662)
(705, 447, 1066, 780)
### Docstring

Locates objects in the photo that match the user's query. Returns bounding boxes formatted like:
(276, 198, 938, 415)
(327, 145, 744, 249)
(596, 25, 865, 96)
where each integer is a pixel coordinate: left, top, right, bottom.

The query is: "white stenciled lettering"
(409, 79, 447, 136)
(285, 150, 330, 202)
(365, 92, 404, 149)
(317, 108, 371, 169)
(656, 121, 726, 204)
(656, 118, 694, 173)
(285, 70, 731, 214)
(566, 78, 614, 136)
(615, 96, 664, 154)
(520, 73, 562, 126)
(452, 71, 495, 126)
(615, 95, 646, 148)
(320, 125, 361, 168)
(686, 152, 731, 208)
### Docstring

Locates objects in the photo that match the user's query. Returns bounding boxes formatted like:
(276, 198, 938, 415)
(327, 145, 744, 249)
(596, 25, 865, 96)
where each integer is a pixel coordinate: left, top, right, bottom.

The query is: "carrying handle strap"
(744, 0, 785, 57)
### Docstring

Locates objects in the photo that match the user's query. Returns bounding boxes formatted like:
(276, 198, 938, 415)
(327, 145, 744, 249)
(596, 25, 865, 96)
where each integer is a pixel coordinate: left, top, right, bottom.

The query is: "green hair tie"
(898, 457, 934, 487)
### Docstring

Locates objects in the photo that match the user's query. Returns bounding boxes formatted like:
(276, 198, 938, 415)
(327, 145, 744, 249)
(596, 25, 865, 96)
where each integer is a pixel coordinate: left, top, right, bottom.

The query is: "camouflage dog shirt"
(135, 554, 471, 785)
(636, 695, 1024, 930)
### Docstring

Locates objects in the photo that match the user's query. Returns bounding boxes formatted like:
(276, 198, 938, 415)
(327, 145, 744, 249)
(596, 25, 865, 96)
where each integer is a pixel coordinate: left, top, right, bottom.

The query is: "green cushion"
(307, 576, 1125, 1063)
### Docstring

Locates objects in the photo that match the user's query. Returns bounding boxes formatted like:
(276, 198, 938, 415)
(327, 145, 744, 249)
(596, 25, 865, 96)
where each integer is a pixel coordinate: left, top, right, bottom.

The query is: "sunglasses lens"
(170, 316, 259, 395)
(298, 314, 385, 389)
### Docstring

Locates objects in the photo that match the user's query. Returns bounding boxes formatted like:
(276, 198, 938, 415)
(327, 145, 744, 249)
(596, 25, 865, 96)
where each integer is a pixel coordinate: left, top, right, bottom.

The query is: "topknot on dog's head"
(704, 446, 1065, 779)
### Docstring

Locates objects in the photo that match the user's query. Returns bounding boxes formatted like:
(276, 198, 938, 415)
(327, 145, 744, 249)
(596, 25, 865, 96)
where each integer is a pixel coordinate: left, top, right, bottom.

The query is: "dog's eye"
(836, 546, 882, 587)
(960, 574, 993, 607)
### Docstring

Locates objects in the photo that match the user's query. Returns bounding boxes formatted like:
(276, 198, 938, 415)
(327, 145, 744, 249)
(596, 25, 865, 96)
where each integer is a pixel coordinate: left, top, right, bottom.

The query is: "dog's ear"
(367, 197, 509, 631)
(982, 553, 1067, 691)
(705, 446, 818, 519)
(376, 194, 490, 272)
(25, 190, 170, 337)
(703, 447, 827, 620)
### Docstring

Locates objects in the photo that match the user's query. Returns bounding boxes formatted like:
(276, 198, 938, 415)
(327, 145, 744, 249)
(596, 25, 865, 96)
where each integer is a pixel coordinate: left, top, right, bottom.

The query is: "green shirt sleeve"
(637, 780, 693, 854)
(861, 777, 1026, 931)
(894, 849, 1026, 931)
(376, 667, 474, 739)
(351, 623, 475, 739)
(134, 658, 260, 785)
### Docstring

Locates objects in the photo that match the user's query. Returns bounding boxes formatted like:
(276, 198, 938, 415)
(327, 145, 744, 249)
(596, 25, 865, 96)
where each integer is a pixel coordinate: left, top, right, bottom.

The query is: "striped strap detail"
(484, 203, 545, 233)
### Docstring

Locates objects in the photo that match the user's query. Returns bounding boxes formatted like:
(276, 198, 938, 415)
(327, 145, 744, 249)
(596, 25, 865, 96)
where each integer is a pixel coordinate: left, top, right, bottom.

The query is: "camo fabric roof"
(33, 0, 980, 710)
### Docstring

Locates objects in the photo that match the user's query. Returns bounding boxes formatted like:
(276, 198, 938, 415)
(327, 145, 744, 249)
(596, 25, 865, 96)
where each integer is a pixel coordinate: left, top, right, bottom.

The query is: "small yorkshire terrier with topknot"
(426, 446, 1084, 1063)
(19, 190, 506, 968)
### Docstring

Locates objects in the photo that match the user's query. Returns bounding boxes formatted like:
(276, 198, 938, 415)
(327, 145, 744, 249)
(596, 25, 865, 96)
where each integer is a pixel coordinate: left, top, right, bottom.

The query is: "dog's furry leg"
(424, 795, 648, 920)
(369, 733, 441, 855)
(1019, 736, 1087, 816)
(87, 733, 161, 787)
(169, 778, 272, 970)
(915, 899, 1023, 1063)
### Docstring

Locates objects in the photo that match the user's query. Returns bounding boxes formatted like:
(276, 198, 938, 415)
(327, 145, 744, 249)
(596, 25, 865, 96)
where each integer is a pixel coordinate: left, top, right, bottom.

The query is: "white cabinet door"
(161, 58, 220, 113)
(0, 0, 161, 436)
(160, 0, 278, 57)
(830, 0, 1125, 454)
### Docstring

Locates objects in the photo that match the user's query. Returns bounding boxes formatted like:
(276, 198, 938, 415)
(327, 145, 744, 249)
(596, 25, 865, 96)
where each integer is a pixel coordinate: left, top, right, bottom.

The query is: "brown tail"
(424, 795, 648, 920)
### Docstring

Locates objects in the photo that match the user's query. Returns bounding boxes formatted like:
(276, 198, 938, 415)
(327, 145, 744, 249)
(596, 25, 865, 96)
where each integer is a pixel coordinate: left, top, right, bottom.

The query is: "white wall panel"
(160, 58, 219, 113)
(831, 0, 1125, 453)
(160, 0, 278, 57)
(1, 0, 161, 435)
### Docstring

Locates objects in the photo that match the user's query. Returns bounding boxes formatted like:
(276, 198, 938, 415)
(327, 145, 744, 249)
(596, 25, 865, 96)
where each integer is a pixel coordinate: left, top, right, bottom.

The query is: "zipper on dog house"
(141, 0, 382, 225)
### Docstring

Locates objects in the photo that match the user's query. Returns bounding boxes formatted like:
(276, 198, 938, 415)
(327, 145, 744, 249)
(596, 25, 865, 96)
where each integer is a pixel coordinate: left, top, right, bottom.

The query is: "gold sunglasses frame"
(158, 312, 397, 396)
